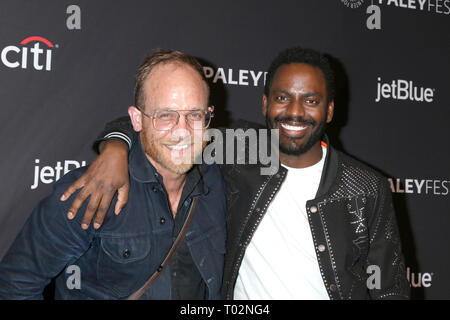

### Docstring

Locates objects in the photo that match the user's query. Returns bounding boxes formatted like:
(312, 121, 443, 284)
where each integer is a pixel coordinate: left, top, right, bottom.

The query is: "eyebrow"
(157, 107, 205, 111)
(302, 92, 324, 98)
(271, 89, 291, 96)
(271, 89, 324, 98)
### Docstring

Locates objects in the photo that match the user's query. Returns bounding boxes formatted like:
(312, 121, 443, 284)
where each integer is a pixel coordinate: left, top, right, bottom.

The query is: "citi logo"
(375, 77, 435, 103)
(1, 36, 57, 71)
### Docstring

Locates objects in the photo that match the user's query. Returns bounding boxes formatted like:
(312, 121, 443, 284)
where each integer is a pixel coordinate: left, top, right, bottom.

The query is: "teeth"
(167, 144, 189, 150)
(280, 123, 307, 131)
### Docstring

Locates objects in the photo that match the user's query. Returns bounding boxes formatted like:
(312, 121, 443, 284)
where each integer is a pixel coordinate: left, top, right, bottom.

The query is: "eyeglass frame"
(139, 106, 214, 131)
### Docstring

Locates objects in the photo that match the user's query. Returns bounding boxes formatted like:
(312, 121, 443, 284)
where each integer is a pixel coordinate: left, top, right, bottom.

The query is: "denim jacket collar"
(129, 136, 159, 184)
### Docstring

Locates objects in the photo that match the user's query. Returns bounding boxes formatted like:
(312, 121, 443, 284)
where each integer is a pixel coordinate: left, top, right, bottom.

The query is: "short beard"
(266, 113, 327, 156)
(141, 126, 196, 175)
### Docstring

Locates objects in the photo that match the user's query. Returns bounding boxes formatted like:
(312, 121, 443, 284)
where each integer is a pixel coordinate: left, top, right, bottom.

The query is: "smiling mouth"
(280, 123, 309, 131)
(165, 143, 191, 151)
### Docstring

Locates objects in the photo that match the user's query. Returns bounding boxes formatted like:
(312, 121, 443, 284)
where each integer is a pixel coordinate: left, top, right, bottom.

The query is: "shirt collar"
(129, 136, 159, 184)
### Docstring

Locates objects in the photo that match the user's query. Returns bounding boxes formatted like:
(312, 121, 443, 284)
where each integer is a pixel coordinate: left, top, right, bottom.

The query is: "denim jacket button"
(317, 244, 326, 252)
(160, 217, 166, 224)
(310, 205, 318, 213)
(122, 249, 131, 258)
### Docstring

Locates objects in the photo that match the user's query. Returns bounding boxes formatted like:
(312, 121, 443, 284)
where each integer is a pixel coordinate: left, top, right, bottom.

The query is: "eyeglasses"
(140, 107, 214, 131)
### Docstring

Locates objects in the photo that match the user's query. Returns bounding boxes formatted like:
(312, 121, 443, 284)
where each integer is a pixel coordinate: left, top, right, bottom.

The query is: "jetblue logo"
(31, 159, 87, 190)
(375, 77, 435, 103)
(407, 267, 433, 288)
(1, 36, 57, 71)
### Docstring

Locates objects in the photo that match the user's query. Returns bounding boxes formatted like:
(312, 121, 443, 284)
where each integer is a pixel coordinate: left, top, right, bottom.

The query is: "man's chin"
(143, 143, 195, 175)
(276, 121, 327, 157)
(163, 162, 194, 175)
(142, 134, 206, 175)
(158, 150, 195, 174)
(279, 143, 310, 156)
(279, 136, 321, 156)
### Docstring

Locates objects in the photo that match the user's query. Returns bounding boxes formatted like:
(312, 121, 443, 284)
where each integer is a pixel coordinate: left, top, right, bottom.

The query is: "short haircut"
(134, 48, 209, 109)
(264, 47, 335, 104)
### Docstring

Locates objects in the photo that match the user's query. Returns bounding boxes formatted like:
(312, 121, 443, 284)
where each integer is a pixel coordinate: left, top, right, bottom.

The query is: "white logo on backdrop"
(1, 36, 57, 71)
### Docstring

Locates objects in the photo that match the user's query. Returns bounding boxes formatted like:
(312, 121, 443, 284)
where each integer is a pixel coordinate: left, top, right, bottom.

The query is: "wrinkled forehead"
(144, 62, 209, 110)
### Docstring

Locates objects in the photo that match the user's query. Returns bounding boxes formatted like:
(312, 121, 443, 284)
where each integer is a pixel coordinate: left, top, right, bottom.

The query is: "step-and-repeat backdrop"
(0, 0, 448, 299)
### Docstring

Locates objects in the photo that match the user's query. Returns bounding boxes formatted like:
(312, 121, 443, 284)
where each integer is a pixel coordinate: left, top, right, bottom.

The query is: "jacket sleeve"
(0, 182, 95, 299)
(366, 178, 410, 299)
(92, 116, 134, 154)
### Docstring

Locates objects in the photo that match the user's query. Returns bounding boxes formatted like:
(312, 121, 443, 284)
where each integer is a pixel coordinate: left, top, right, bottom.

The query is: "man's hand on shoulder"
(60, 140, 130, 229)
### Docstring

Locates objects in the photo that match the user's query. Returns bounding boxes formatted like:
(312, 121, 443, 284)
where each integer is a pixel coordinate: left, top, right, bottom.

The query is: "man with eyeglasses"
(0, 49, 227, 300)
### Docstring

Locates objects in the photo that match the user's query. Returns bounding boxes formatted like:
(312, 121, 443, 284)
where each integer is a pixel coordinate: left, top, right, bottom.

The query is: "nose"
(170, 114, 190, 141)
(175, 114, 189, 130)
(286, 99, 305, 118)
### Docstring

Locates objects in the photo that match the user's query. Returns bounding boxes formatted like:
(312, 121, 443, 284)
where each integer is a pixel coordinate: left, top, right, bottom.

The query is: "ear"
(326, 100, 334, 124)
(262, 94, 268, 117)
(128, 106, 143, 132)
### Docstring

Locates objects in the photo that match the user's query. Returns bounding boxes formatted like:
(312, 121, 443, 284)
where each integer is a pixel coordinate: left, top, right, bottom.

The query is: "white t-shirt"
(234, 146, 329, 300)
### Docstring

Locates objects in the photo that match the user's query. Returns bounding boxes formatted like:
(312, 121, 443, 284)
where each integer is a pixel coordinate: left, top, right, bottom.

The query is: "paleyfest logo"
(341, 0, 365, 9)
(342, 0, 450, 30)
(341, 0, 381, 30)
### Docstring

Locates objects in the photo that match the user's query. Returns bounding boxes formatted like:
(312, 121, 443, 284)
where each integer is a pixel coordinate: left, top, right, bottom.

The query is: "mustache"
(163, 138, 192, 146)
(274, 116, 316, 126)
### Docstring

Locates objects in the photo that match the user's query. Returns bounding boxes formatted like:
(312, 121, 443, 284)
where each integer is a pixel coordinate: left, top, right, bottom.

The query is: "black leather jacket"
(98, 118, 410, 300)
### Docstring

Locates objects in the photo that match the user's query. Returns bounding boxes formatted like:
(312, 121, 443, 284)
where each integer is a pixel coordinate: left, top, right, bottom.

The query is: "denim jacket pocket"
(97, 234, 152, 297)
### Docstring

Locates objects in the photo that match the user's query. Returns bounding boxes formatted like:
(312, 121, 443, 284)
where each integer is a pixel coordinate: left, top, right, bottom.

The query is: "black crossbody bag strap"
(127, 195, 200, 300)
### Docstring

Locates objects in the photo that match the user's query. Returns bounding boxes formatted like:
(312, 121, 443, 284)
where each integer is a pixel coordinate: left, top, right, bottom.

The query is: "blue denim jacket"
(0, 138, 227, 299)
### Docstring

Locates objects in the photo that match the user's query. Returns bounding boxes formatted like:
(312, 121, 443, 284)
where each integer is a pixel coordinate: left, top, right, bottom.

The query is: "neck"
(279, 141, 323, 169)
(149, 157, 186, 191)
(146, 156, 187, 216)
